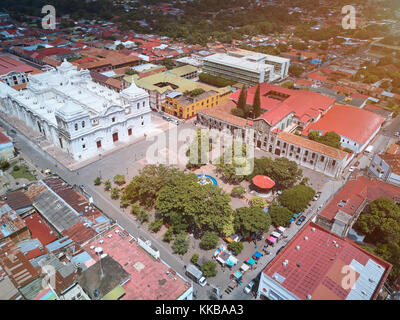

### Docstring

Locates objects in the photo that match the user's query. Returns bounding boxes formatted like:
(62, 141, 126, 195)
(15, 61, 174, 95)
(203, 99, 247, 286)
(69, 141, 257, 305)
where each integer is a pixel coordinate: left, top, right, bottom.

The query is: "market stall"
(231, 270, 243, 284)
(266, 235, 277, 246)
(245, 257, 256, 266)
(240, 263, 250, 273)
(253, 251, 262, 260)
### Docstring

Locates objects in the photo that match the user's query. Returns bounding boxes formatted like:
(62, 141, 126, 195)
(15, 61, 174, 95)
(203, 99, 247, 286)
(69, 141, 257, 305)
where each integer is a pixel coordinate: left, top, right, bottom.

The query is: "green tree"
(231, 185, 246, 198)
(281, 81, 294, 89)
(308, 131, 342, 150)
(172, 233, 190, 254)
(110, 187, 120, 200)
(252, 83, 262, 118)
(191, 253, 199, 265)
(137, 210, 149, 223)
(0, 160, 10, 171)
(228, 241, 244, 256)
(104, 179, 111, 191)
(156, 176, 234, 236)
(113, 174, 126, 185)
(248, 157, 303, 190)
(279, 185, 315, 213)
(234, 206, 271, 238)
(149, 218, 163, 232)
(289, 64, 304, 77)
(200, 232, 219, 250)
(237, 85, 248, 115)
(354, 197, 400, 244)
(201, 261, 217, 277)
(94, 177, 102, 186)
(269, 202, 293, 227)
(250, 196, 267, 208)
(122, 164, 184, 208)
(163, 228, 174, 243)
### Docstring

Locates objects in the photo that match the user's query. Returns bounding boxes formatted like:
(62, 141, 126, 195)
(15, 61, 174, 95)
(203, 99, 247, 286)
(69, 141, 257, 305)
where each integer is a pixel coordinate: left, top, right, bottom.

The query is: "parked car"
(313, 191, 321, 201)
(348, 166, 356, 172)
(296, 215, 306, 226)
(225, 234, 243, 243)
(243, 281, 255, 294)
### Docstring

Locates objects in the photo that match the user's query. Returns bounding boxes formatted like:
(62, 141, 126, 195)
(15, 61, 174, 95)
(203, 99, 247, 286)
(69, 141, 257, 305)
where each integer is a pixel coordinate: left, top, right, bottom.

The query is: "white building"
(202, 50, 290, 86)
(0, 60, 152, 161)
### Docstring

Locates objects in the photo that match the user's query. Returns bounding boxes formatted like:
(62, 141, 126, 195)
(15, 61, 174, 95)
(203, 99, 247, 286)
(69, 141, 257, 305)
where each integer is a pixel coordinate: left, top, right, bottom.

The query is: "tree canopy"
(308, 131, 342, 150)
(233, 206, 271, 238)
(278, 185, 315, 213)
(156, 174, 234, 236)
(247, 157, 303, 190)
(355, 197, 400, 244)
(269, 202, 294, 227)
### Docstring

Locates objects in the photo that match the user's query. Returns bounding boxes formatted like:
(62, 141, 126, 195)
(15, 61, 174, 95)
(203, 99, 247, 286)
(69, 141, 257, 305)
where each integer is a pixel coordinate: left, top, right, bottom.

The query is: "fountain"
(197, 171, 218, 186)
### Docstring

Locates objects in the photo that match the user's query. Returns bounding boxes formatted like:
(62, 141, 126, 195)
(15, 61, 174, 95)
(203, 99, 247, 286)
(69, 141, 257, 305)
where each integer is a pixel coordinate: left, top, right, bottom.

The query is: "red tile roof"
(262, 222, 392, 300)
(302, 104, 385, 146)
(0, 56, 37, 75)
(23, 212, 57, 246)
(230, 83, 335, 126)
(320, 176, 400, 222)
(0, 131, 11, 144)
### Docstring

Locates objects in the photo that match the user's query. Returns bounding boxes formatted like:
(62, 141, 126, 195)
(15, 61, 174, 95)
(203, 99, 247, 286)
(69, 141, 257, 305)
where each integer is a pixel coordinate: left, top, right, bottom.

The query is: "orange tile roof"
(302, 104, 385, 146)
(197, 101, 248, 127)
(277, 131, 347, 160)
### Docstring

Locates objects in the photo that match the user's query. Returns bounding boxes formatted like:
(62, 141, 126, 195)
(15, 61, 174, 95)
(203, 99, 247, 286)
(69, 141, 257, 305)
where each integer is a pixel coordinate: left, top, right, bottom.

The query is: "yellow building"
(162, 87, 231, 119)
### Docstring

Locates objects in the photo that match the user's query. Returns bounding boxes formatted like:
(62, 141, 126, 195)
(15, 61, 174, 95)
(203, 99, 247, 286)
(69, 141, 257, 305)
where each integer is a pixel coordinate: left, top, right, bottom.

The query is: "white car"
(348, 166, 356, 172)
(244, 281, 255, 295)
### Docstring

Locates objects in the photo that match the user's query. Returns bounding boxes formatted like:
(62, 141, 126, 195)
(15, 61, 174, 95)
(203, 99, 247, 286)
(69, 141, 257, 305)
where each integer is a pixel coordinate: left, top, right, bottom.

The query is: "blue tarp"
(264, 208, 269, 213)
(232, 271, 242, 280)
(253, 251, 262, 259)
(245, 257, 255, 266)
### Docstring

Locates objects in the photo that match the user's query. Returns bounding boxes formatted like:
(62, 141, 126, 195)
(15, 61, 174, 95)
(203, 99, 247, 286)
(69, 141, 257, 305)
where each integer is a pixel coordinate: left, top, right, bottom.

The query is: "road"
(0, 114, 349, 301)
(0, 116, 213, 300)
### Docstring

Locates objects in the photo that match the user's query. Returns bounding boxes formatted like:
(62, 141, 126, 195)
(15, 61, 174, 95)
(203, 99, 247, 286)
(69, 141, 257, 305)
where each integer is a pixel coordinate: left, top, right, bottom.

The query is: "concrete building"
(0, 60, 152, 161)
(369, 143, 400, 186)
(316, 176, 400, 238)
(303, 105, 385, 154)
(197, 84, 349, 178)
(129, 71, 229, 112)
(257, 222, 392, 300)
(203, 50, 290, 86)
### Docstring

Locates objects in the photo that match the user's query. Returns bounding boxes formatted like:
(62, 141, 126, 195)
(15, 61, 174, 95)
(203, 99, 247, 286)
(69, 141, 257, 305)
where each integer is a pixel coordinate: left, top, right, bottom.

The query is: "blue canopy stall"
(245, 257, 255, 266)
(253, 251, 262, 260)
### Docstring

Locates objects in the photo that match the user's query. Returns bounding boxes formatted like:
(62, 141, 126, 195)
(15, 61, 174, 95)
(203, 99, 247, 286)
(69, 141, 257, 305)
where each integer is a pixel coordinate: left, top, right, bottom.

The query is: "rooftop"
(303, 104, 385, 146)
(23, 212, 57, 246)
(4, 190, 32, 212)
(379, 143, 400, 175)
(230, 83, 335, 126)
(0, 238, 39, 288)
(278, 131, 348, 160)
(78, 254, 130, 300)
(0, 202, 27, 240)
(0, 56, 39, 75)
(320, 176, 400, 222)
(262, 222, 392, 300)
(197, 100, 248, 127)
(83, 226, 191, 300)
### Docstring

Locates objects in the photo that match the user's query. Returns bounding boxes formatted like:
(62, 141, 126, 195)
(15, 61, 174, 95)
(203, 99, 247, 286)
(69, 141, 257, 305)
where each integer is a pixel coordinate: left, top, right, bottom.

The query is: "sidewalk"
(0, 112, 171, 172)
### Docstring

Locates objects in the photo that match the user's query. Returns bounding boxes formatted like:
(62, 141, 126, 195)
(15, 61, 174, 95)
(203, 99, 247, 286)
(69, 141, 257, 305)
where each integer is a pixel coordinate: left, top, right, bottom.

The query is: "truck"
(186, 264, 207, 286)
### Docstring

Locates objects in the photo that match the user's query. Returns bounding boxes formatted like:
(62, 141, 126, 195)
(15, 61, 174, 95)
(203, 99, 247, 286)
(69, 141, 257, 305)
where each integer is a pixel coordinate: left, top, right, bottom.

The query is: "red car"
(354, 161, 360, 167)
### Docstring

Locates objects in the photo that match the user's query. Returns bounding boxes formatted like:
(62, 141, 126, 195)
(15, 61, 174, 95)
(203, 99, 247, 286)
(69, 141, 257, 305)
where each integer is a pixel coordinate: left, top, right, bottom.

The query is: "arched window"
(82, 121, 85, 128)
(74, 123, 78, 131)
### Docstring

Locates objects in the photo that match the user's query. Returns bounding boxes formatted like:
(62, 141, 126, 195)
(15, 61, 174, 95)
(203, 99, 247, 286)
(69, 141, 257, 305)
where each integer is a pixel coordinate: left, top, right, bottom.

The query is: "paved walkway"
(0, 111, 172, 171)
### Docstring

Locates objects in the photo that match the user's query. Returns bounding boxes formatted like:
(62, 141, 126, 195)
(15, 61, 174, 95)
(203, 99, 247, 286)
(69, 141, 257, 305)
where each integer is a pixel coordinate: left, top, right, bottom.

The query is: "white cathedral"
(0, 60, 152, 161)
